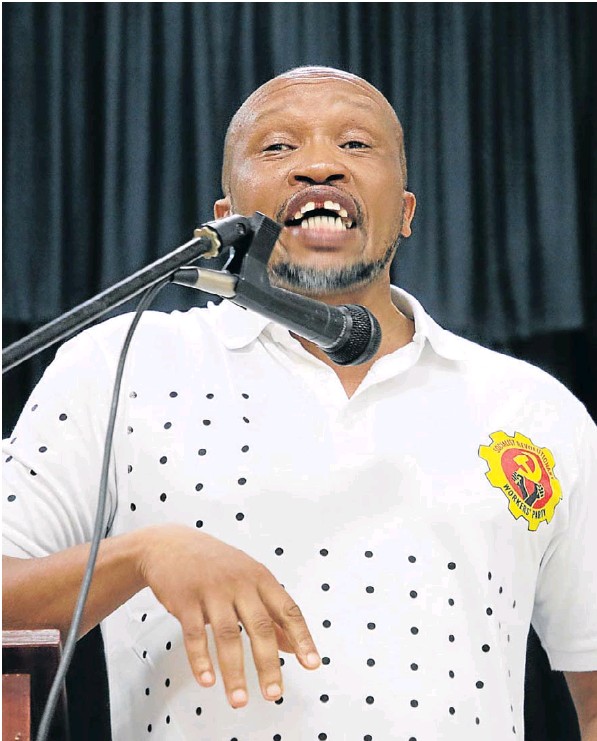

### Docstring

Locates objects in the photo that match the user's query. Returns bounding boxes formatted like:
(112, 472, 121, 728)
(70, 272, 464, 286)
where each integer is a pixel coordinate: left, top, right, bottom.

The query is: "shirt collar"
(390, 286, 463, 361)
(205, 287, 464, 361)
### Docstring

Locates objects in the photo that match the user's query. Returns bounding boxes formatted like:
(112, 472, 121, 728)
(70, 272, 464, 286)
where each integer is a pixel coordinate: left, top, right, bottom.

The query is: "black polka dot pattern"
(9, 349, 530, 740)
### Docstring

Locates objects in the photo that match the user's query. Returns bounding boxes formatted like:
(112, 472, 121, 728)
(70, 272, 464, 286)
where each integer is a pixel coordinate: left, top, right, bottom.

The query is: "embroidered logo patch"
(479, 431, 562, 531)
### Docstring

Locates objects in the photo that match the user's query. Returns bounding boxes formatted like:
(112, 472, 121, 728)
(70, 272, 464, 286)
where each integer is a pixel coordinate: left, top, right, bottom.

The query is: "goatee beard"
(268, 239, 399, 297)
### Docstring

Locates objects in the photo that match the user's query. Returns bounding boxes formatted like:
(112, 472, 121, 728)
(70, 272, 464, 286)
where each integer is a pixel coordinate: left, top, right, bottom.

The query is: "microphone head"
(325, 305, 382, 366)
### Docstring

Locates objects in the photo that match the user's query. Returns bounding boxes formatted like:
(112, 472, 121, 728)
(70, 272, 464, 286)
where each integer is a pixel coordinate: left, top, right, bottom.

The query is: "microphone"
(172, 267, 382, 366)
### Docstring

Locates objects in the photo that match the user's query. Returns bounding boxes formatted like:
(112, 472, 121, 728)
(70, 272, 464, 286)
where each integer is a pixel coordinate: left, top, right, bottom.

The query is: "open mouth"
(283, 197, 357, 232)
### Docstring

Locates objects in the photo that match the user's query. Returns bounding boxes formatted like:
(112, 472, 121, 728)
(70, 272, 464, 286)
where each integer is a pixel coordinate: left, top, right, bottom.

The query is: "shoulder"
(450, 331, 579, 401)
(396, 286, 587, 421)
(54, 305, 220, 367)
(437, 330, 593, 443)
(77, 305, 214, 348)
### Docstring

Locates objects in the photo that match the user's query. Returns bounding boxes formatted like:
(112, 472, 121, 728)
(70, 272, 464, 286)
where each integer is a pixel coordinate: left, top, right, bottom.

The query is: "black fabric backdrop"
(3, 3, 595, 739)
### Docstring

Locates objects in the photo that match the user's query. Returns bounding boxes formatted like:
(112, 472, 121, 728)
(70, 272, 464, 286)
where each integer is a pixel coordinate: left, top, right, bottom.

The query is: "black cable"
(36, 277, 171, 741)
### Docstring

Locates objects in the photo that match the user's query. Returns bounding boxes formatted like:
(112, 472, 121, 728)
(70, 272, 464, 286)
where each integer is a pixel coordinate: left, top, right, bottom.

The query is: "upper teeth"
(293, 201, 350, 221)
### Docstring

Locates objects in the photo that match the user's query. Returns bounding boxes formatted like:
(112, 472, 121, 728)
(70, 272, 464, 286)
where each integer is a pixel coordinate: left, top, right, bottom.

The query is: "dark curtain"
(3, 4, 595, 740)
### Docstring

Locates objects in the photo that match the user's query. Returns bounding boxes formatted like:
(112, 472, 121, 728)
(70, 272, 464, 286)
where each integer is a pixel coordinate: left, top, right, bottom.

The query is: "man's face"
(215, 74, 416, 297)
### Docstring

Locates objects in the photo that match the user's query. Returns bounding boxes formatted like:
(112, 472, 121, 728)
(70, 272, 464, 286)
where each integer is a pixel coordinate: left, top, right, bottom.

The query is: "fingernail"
(306, 652, 320, 667)
(266, 683, 281, 698)
(231, 689, 247, 705)
(199, 671, 214, 685)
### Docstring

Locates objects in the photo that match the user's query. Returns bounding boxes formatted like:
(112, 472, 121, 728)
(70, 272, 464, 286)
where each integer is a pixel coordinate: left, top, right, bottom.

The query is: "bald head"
(221, 66, 407, 196)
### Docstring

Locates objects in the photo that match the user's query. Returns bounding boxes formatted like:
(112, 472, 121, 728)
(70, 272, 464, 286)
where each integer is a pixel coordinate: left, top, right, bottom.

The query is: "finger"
(236, 596, 284, 702)
(178, 609, 216, 688)
(274, 622, 295, 653)
(207, 603, 248, 708)
(259, 585, 320, 670)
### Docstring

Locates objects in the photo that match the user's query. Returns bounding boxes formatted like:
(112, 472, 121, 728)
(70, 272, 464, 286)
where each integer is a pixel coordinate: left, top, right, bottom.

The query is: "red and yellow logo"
(479, 431, 562, 531)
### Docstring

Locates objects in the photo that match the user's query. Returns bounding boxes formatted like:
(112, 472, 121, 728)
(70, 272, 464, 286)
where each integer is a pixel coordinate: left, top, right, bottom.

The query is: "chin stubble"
(268, 238, 400, 297)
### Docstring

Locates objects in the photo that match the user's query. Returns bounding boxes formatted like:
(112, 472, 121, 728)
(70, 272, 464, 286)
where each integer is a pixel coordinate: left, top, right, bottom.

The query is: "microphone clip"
(196, 212, 281, 263)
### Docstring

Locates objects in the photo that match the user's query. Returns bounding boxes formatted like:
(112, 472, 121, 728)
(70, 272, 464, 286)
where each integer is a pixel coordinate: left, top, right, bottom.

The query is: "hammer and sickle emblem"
(511, 453, 544, 506)
(513, 453, 543, 483)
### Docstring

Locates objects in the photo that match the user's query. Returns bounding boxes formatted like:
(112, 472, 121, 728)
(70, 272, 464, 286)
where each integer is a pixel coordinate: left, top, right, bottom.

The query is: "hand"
(137, 524, 320, 708)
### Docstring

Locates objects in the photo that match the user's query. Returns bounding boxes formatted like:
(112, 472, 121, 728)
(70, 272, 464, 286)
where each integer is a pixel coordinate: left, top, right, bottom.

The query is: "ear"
(399, 192, 417, 238)
(214, 197, 232, 220)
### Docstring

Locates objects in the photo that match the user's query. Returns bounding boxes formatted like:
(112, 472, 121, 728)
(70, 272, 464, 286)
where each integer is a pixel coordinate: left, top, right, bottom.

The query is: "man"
(3, 67, 597, 740)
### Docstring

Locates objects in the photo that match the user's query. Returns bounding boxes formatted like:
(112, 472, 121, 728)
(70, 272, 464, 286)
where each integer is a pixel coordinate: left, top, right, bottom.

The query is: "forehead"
(235, 75, 399, 135)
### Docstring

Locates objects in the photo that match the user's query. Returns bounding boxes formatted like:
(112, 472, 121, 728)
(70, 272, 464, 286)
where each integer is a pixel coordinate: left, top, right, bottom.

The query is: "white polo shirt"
(4, 288, 597, 741)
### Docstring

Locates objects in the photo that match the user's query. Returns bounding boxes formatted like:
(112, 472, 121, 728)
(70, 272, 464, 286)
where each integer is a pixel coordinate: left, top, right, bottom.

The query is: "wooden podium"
(3, 630, 69, 741)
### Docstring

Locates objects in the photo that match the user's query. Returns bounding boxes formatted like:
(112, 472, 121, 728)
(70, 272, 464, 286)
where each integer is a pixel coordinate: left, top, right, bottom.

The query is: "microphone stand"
(2, 212, 280, 373)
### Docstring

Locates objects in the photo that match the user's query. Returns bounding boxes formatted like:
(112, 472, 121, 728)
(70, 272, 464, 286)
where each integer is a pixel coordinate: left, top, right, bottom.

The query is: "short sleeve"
(3, 327, 120, 559)
(531, 410, 597, 671)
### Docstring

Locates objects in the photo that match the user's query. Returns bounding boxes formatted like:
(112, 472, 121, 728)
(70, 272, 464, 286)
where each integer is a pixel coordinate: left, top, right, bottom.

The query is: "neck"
(290, 276, 415, 392)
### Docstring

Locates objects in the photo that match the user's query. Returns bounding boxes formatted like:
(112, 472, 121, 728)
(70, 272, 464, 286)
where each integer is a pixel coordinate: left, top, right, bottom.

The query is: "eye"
(341, 140, 370, 150)
(263, 142, 293, 152)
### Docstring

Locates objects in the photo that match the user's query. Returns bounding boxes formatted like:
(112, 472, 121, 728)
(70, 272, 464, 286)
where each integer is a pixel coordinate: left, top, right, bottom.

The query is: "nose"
(287, 143, 351, 186)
